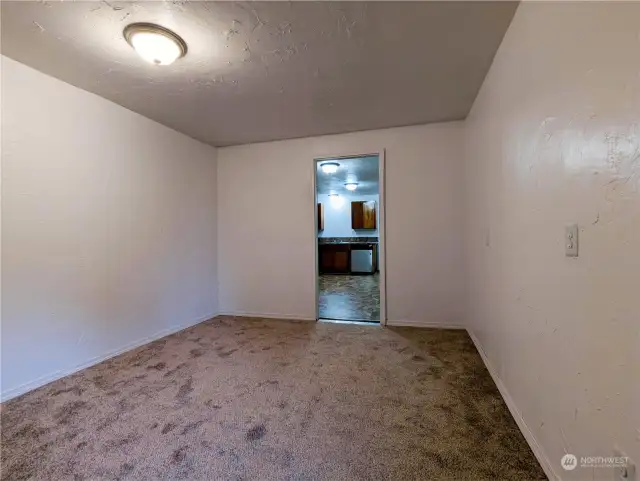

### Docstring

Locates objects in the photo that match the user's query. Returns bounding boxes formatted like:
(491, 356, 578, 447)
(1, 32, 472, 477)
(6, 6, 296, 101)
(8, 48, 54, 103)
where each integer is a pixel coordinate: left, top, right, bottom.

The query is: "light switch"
(565, 224, 579, 257)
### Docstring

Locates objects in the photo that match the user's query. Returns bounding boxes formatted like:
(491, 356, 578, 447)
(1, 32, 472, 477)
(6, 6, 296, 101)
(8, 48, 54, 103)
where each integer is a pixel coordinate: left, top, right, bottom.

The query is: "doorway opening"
(314, 154, 385, 324)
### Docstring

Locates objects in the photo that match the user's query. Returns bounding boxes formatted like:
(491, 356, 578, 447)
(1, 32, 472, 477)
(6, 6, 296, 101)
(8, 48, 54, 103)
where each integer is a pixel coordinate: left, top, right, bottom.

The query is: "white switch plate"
(565, 224, 579, 257)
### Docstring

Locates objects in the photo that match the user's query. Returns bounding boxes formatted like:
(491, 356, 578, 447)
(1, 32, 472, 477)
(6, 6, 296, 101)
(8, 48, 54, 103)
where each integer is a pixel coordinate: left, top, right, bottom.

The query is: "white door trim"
(312, 149, 387, 325)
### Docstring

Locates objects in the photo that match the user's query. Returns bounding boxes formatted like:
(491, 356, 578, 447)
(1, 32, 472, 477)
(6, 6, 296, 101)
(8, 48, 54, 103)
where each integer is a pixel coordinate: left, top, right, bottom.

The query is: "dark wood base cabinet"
(318, 243, 377, 274)
(319, 244, 350, 273)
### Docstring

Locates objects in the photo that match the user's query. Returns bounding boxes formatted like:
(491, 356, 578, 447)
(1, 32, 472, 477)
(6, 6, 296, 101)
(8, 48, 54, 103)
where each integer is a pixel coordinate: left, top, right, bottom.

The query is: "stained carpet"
(1, 316, 545, 480)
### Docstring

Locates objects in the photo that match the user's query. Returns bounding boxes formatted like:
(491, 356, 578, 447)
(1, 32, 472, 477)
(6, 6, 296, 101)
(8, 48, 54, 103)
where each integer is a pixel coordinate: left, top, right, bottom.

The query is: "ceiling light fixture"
(124, 23, 187, 65)
(344, 182, 359, 191)
(320, 162, 340, 174)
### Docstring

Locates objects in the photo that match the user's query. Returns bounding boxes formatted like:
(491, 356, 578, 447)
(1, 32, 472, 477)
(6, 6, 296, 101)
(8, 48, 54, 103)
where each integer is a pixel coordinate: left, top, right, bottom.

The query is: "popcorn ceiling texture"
(1, 317, 544, 480)
(0, 1, 517, 146)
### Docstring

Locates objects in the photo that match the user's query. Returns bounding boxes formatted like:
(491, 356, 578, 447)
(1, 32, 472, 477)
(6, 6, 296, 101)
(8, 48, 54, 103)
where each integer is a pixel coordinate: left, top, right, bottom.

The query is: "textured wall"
(217, 123, 465, 325)
(1, 57, 219, 400)
(464, 3, 639, 479)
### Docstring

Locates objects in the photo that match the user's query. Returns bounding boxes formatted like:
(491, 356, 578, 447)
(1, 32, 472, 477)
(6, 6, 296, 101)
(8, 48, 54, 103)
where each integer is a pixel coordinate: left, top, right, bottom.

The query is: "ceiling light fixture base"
(123, 23, 187, 65)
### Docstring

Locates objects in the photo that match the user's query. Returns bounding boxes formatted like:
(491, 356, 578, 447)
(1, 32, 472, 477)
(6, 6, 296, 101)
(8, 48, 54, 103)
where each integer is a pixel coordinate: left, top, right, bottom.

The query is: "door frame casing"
(312, 149, 387, 324)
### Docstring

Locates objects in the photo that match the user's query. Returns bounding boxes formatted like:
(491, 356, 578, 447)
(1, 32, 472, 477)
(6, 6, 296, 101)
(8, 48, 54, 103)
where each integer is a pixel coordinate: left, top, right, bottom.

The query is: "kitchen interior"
(316, 156, 380, 323)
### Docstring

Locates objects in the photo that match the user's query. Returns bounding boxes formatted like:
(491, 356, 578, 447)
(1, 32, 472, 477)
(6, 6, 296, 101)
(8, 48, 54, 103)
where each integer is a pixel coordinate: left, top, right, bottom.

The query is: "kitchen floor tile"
(318, 274, 380, 322)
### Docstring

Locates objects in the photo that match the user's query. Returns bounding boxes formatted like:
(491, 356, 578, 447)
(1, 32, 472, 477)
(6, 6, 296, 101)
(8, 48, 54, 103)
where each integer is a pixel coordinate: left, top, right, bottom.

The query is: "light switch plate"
(565, 224, 579, 257)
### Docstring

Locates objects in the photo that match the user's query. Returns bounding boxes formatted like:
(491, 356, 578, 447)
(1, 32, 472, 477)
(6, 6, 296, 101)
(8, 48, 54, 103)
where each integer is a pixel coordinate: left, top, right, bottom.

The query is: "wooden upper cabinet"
(317, 203, 324, 231)
(351, 201, 377, 229)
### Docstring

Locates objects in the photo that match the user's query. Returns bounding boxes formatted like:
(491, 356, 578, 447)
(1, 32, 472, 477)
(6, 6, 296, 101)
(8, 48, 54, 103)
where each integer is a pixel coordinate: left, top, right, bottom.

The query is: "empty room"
(1, 2, 637, 480)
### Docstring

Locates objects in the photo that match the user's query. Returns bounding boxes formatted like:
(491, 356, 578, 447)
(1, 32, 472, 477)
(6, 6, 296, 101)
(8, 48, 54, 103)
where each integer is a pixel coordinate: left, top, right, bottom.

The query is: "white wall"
(1, 57, 218, 400)
(217, 123, 464, 324)
(317, 193, 379, 238)
(464, 3, 639, 480)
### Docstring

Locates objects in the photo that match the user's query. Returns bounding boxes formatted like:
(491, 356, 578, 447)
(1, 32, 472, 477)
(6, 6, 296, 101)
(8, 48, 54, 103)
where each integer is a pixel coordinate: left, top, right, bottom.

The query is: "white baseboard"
(386, 319, 465, 329)
(1, 313, 217, 403)
(467, 329, 559, 481)
(217, 311, 316, 322)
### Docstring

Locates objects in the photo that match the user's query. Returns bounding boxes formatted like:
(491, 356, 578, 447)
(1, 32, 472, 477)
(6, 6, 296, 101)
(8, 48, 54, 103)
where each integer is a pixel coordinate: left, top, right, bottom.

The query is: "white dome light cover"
(320, 162, 340, 174)
(344, 182, 359, 191)
(124, 23, 187, 65)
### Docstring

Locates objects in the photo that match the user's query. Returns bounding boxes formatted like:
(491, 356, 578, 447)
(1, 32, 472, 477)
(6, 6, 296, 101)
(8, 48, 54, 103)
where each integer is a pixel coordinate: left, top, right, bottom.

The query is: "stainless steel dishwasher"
(350, 245, 375, 274)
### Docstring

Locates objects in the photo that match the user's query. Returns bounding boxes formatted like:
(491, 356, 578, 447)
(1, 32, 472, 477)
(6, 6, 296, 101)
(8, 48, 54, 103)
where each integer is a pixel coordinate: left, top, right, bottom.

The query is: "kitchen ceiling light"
(344, 182, 359, 191)
(124, 23, 187, 65)
(320, 162, 340, 174)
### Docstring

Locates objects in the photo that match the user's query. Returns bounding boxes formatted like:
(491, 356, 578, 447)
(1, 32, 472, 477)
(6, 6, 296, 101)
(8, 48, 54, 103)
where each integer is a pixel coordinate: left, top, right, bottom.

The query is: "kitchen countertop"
(318, 237, 378, 245)
(320, 241, 377, 245)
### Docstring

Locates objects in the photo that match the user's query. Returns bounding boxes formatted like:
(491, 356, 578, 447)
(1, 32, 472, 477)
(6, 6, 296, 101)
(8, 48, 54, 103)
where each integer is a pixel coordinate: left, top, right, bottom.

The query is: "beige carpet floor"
(1, 316, 545, 480)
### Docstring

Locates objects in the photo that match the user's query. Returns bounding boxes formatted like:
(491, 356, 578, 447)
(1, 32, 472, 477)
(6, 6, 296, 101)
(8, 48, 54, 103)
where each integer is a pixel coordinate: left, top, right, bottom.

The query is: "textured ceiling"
(1, 1, 517, 147)
(317, 156, 379, 196)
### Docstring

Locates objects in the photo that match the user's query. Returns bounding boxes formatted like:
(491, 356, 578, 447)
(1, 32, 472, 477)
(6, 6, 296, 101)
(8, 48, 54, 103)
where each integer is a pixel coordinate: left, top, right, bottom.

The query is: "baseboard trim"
(468, 330, 559, 481)
(0, 313, 217, 403)
(217, 311, 316, 322)
(386, 319, 465, 329)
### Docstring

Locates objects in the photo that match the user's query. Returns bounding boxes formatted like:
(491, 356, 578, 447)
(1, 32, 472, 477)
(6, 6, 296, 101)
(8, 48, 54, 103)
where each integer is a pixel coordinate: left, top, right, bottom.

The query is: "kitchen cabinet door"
(319, 245, 350, 273)
(333, 250, 350, 272)
(351, 201, 377, 229)
(319, 249, 334, 272)
(318, 203, 324, 231)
